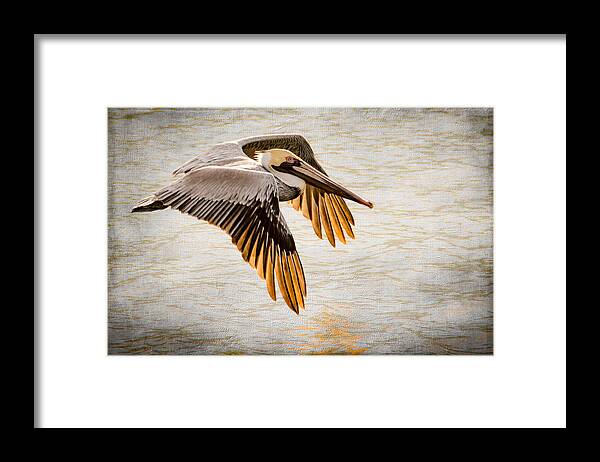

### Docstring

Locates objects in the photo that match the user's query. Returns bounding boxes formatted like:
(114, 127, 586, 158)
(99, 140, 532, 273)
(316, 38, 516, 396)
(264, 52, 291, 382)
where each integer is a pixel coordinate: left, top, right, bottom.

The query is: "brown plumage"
(131, 134, 372, 314)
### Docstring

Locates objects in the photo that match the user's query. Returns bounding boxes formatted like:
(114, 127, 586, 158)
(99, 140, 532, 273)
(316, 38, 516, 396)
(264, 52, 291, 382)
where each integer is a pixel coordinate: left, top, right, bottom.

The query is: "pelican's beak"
(276, 159, 374, 208)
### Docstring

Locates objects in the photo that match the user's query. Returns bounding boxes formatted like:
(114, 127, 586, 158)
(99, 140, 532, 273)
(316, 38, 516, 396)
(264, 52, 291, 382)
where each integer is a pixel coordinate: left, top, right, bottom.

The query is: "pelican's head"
(256, 148, 373, 208)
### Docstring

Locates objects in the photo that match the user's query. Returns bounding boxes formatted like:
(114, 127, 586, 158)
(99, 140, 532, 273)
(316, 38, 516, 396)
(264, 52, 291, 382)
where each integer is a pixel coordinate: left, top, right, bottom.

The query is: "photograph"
(108, 107, 493, 355)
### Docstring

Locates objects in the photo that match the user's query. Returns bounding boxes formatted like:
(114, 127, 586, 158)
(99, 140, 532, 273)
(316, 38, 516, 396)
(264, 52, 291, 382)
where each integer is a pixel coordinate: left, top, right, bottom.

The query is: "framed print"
(35, 35, 565, 428)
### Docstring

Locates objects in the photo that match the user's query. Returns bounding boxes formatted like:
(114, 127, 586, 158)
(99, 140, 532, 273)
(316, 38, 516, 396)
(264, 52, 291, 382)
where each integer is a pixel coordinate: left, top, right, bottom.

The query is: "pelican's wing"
(154, 166, 306, 314)
(171, 142, 253, 176)
(237, 133, 356, 247)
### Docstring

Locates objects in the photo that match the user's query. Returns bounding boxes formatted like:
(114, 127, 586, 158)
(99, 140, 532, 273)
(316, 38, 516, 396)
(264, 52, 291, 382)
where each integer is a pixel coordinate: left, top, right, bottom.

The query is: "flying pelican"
(132, 134, 373, 313)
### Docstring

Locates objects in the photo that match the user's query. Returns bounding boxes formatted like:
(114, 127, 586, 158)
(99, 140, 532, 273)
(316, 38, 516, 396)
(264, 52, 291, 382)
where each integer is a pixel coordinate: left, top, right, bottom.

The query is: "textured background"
(108, 108, 493, 354)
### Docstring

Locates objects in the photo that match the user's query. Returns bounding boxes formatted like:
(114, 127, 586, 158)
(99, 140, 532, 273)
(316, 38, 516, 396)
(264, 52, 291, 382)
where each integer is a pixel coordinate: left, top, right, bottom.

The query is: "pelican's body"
(132, 134, 373, 313)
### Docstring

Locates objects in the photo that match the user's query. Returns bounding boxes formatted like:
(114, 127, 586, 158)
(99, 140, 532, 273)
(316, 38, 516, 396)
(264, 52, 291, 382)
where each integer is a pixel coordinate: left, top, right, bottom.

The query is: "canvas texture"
(108, 108, 493, 355)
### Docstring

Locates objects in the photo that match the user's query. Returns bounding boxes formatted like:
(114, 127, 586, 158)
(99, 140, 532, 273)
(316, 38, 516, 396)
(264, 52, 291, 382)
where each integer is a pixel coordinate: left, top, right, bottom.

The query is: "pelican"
(132, 134, 373, 314)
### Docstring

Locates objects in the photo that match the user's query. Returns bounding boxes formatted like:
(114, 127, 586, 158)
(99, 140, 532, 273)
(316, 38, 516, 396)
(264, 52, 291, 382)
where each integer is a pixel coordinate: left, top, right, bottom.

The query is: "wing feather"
(255, 238, 266, 280)
(300, 188, 311, 219)
(309, 187, 322, 239)
(318, 193, 336, 247)
(293, 253, 307, 297)
(265, 241, 276, 301)
(325, 194, 346, 244)
(288, 253, 305, 310)
(282, 252, 298, 312)
(331, 196, 355, 239)
(274, 247, 295, 313)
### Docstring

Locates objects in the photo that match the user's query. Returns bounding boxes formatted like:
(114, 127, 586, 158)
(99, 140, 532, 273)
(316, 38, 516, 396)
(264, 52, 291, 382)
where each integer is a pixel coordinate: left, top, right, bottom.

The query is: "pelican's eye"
(286, 156, 295, 163)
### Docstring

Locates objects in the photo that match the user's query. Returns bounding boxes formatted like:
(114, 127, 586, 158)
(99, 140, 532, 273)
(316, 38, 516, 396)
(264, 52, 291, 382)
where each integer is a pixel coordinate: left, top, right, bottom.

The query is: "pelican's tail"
(131, 195, 167, 213)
